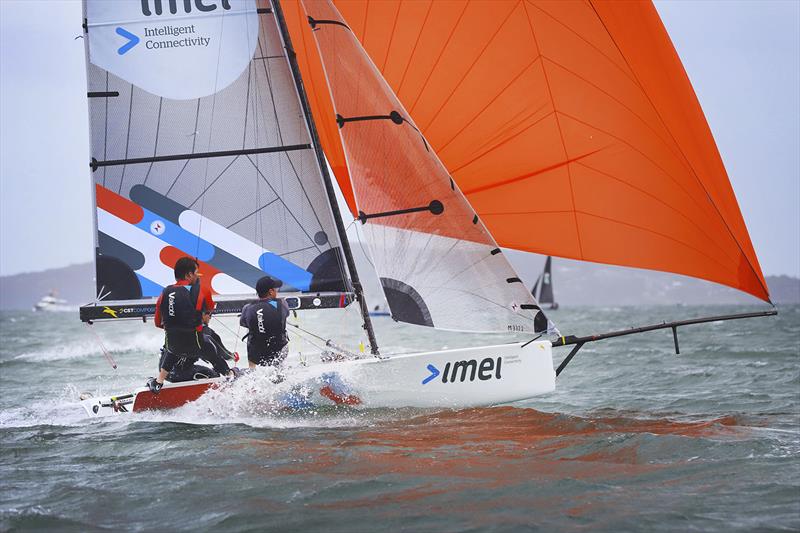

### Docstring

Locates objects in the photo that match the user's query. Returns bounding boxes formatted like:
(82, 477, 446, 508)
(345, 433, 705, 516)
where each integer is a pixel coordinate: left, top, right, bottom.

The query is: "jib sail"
(303, 0, 555, 334)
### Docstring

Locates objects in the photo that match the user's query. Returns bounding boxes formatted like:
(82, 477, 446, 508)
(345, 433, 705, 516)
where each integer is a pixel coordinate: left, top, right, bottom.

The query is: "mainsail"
(285, 0, 770, 303)
(81, 0, 355, 320)
(303, 0, 553, 334)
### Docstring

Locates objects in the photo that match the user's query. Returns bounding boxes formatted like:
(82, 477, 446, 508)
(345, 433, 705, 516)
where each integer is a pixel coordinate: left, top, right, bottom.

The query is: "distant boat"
(368, 305, 390, 317)
(33, 291, 70, 312)
(531, 257, 559, 310)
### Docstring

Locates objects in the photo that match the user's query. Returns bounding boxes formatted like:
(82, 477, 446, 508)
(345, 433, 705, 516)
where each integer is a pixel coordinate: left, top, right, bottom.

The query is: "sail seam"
(586, 0, 770, 301)
(436, 55, 544, 154)
(395, 0, 433, 96)
(419, 0, 522, 133)
(521, 0, 584, 259)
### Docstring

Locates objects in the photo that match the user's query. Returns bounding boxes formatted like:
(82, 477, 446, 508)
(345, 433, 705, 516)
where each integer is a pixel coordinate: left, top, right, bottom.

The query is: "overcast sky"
(1, 0, 798, 278)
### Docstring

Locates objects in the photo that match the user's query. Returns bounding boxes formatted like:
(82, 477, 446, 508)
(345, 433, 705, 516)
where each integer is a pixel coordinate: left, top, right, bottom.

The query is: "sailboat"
(531, 257, 558, 310)
(77, 0, 774, 416)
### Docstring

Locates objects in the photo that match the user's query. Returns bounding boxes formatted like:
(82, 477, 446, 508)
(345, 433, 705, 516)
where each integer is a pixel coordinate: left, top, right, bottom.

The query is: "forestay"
(81, 0, 352, 319)
(303, 0, 555, 334)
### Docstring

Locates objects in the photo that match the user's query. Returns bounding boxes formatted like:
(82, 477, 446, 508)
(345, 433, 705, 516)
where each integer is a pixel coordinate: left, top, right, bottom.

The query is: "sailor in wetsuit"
(147, 257, 231, 393)
(240, 276, 289, 369)
(157, 310, 234, 383)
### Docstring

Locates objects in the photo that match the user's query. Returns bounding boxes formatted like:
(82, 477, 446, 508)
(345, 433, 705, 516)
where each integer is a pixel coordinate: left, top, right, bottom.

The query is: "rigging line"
(226, 197, 280, 228)
(188, 156, 241, 208)
(243, 154, 321, 250)
(142, 97, 163, 186)
(521, 0, 584, 259)
(85, 323, 118, 370)
(252, 7, 268, 254)
(242, 61, 252, 149)
(587, 1, 770, 301)
(262, 28, 324, 252)
(165, 98, 201, 196)
(279, 244, 318, 257)
(354, 221, 375, 269)
(196, 0, 231, 260)
(102, 71, 109, 187)
(117, 85, 135, 195)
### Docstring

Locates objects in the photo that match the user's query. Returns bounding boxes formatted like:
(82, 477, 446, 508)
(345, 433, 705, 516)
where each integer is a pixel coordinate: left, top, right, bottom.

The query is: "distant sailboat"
(531, 257, 558, 310)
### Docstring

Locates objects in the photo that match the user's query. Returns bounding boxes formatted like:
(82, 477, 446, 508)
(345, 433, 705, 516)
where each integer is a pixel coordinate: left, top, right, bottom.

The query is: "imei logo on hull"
(422, 357, 502, 385)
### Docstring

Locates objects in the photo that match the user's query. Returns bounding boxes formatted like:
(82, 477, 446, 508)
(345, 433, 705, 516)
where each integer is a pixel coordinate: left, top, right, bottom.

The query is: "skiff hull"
(79, 341, 555, 416)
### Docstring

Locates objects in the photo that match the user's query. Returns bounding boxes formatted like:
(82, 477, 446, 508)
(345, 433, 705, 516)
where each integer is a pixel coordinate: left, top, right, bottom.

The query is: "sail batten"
(285, 0, 770, 302)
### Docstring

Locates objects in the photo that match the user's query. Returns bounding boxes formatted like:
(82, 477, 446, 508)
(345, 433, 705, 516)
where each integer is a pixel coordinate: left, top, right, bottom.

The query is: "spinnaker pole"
(553, 309, 778, 376)
(272, 0, 380, 355)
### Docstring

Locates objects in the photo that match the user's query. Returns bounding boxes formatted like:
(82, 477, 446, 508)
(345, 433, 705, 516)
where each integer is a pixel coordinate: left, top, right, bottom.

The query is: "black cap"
(256, 276, 283, 297)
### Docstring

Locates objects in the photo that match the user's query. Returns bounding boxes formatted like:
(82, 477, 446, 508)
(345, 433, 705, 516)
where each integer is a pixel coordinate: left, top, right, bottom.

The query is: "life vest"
(243, 299, 288, 354)
(159, 282, 202, 331)
(159, 282, 203, 355)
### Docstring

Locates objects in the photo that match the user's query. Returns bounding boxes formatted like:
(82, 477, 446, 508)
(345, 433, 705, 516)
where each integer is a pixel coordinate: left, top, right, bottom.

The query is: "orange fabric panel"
(286, 0, 769, 302)
(283, 0, 357, 215)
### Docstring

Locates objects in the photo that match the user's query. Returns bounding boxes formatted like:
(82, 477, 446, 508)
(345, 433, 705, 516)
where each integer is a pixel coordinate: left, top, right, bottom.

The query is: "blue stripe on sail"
(135, 209, 215, 261)
(137, 274, 164, 297)
(258, 252, 312, 292)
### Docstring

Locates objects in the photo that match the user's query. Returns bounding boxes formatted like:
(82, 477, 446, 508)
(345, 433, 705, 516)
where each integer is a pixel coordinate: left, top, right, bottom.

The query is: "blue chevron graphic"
(116, 27, 140, 55)
(422, 364, 440, 385)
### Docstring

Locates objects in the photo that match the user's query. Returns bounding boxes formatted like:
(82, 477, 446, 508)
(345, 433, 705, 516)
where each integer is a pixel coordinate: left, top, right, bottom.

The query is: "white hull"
(80, 341, 555, 416)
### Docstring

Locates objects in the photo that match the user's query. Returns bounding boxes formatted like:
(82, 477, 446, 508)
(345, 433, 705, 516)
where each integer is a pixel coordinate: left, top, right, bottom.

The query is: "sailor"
(240, 276, 289, 369)
(147, 256, 219, 393)
(201, 310, 237, 364)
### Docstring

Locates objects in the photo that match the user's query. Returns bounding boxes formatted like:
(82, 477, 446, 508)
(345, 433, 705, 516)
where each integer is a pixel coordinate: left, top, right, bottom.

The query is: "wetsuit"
(240, 298, 289, 366)
(154, 280, 215, 376)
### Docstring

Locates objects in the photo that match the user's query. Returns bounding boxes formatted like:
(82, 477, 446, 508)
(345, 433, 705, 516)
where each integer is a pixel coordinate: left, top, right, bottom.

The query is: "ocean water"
(1, 305, 798, 532)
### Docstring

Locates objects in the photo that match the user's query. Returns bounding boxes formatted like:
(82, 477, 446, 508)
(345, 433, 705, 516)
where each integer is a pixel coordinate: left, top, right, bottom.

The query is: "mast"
(272, 0, 380, 355)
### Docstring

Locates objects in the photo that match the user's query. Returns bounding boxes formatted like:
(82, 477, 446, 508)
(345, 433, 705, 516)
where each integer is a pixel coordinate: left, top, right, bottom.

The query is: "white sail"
(82, 0, 352, 309)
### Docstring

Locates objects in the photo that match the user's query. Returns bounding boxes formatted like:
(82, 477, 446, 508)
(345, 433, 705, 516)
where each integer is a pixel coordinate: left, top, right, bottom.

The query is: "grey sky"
(1, 0, 798, 278)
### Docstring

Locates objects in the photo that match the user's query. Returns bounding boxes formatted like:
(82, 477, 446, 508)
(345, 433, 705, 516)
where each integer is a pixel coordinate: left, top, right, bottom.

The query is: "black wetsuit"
(240, 299, 289, 366)
(157, 282, 224, 380)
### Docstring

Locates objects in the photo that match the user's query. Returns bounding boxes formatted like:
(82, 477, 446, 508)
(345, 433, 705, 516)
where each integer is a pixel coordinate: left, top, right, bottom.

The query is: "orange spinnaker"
(284, 0, 769, 302)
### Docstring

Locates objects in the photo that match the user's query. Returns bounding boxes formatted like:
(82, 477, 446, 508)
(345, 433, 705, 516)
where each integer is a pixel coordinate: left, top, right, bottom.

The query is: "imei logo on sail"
(140, 0, 232, 16)
(422, 357, 503, 385)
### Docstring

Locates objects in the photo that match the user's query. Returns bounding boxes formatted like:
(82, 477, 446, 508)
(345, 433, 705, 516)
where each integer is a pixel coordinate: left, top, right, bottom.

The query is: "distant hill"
(0, 258, 797, 311)
(0, 263, 94, 311)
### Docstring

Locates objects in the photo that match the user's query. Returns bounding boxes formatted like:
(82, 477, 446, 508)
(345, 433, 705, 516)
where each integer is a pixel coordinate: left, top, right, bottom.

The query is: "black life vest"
(159, 282, 202, 331)
(242, 299, 288, 354)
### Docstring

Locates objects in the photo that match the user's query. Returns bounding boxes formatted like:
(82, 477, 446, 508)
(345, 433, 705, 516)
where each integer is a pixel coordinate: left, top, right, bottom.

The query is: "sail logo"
(256, 308, 265, 333)
(140, 0, 232, 16)
(168, 291, 176, 316)
(116, 27, 140, 55)
(422, 357, 503, 385)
